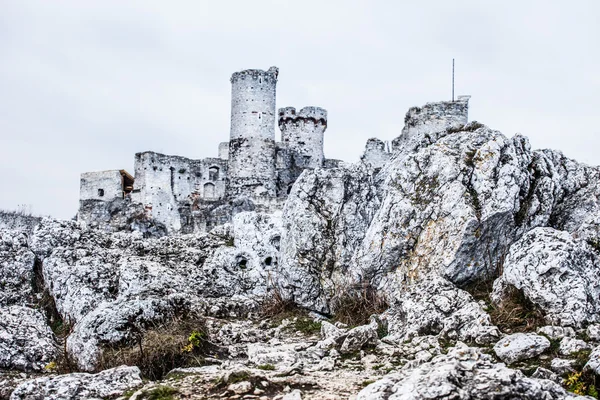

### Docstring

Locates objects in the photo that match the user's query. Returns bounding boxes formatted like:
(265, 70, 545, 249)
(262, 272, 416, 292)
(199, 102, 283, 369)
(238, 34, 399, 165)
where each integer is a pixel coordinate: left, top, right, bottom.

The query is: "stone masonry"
(77, 67, 470, 234)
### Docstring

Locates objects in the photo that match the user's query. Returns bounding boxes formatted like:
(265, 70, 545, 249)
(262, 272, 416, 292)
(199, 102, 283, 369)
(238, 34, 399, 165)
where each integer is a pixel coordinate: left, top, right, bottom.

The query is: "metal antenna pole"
(452, 58, 455, 102)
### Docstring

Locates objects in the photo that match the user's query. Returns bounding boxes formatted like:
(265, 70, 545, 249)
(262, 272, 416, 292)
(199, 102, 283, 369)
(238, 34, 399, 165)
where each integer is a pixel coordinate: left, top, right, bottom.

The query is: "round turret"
(278, 106, 327, 169)
(227, 67, 279, 198)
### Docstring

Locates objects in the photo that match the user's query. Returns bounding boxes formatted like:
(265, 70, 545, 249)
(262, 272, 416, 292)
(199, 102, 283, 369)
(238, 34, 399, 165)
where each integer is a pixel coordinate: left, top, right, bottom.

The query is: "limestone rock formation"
(0, 229, 36, 306)
(9, 365, 142, 400)
(351, 125, 532, 290)
(383, 275, 500, 345)
(357, 344, 579, 400)
(0, 306, 58, 372)
(279, 164, 379, 312)
(492, 227, 600, 328)
(493, 333, 550, 364)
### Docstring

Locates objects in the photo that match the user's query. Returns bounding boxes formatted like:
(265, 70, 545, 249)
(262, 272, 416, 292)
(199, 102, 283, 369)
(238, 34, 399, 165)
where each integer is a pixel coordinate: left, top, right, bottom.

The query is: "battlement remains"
(403, 96, 469, 133)
(230, 66, 279, 84)
(278, 106, 327, 127)
(361, 138, 390, 169)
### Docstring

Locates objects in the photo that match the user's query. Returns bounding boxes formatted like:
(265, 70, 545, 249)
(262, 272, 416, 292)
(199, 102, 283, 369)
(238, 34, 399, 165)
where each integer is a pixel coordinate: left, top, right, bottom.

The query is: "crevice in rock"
(31, 255, 65, 337)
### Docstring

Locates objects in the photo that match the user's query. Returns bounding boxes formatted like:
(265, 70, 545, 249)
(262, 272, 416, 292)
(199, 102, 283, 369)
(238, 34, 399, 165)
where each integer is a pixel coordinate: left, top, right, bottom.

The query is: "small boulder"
(340, 322, 378, 354)
(559, 337, 591, 356)
(493, 333, 550, 364)
(537, 326, 576, 340)
(228, 381, 253, 395)
(551, 358, 577, 375)
(585, 345, 600, 375)
(587, 324, 600, 342)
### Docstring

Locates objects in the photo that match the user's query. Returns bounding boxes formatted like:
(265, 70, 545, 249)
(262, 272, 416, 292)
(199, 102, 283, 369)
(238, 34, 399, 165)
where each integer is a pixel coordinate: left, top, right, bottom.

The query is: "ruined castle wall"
(80, 170, 123, 201)
(278, 106, 326, 169)
(218, 142, 229, 159)
(134, 152, 227, 232)
(392, 96, 470, 152)
(227, 67, 279, 198)
(361, 138, 390, 169)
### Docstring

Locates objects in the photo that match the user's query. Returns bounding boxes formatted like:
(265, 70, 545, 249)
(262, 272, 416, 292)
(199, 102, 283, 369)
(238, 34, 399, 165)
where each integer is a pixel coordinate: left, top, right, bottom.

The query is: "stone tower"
(278, 106, 327, 169)
(227, 67, 279, 198)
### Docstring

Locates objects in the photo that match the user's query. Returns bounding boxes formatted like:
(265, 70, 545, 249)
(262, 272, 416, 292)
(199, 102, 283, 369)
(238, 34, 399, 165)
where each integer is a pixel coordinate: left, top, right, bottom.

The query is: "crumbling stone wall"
(80, 170, 123, 201)
(392, 96, 470, 151)
(361, 138, 390, 170)
(133, 152, 227, 233)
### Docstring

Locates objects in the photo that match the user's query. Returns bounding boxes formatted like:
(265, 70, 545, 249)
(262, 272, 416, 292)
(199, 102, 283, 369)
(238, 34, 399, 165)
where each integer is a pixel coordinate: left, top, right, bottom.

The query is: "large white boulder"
(492, 227, 600, 328)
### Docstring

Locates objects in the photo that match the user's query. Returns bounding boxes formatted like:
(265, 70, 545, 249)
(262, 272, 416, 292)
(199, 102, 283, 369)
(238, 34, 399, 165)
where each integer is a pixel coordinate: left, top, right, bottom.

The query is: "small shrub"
(257, 364, 276, 371)
(99, 318, 209, 380)
(331, 283, 388, 327)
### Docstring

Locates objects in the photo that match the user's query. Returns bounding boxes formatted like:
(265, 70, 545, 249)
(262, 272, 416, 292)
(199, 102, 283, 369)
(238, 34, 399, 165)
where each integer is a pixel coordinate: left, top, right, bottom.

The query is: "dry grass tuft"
(98, 317, 211, 380)
(465, 281, 545, 333)
(330, 283, 388, 327)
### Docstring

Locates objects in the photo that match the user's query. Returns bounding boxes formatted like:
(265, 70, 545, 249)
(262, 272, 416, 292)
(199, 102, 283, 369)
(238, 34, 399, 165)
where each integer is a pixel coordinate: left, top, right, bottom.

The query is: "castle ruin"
(78, 67, 470, 234)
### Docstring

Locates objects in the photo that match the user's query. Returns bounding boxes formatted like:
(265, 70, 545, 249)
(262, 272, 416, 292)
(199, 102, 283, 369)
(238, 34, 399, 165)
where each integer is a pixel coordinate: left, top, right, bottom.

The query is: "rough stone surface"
(559, 337, 591, 356)
(0, 306, 58, 371)
(279, 164, 379, 313)
(339, 320, 378, 354)
(357, 344, 578, 400)
(9, 365, 142, 400)
(585, 345, 600, 375)
(492, 227, 600, 328)
(538, 326, 576, 340)
(551, 358, 577, 375)
(28, 217, 282, 370)
(383, 275, 500, 345)
(493, 333, 550, 364)
(587, 324, 600, 342)
(0, 229, 36, 307)
(353, 125, 532, 289)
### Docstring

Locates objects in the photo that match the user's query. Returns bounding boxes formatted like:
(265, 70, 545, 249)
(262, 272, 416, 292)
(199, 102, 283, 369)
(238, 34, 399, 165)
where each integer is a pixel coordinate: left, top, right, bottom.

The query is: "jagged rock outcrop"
(492, 227, 600, 328)
(0, 306, 58, 371)
(357, 344, 580, 400)
(9, 365, 142, 400)
(279, 164, 379, 312)
(352, 125, 532, 289)
(27, 215, 282, 370)
(0, 230, 36, 306)
(383, 275, 500, 345)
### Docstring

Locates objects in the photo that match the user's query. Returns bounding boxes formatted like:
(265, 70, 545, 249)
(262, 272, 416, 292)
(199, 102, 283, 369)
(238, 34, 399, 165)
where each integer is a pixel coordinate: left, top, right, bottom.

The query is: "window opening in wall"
(98, 188, 104, 197)
(264, 257, 272, 266)
(204, 182, 215, 199)
(208, 166, 219, 181)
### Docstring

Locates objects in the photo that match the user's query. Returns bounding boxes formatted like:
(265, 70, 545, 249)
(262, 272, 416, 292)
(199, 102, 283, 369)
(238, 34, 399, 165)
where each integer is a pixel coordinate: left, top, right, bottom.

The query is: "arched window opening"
(209, 166, 219, 181)
(204, 182, 215, 199)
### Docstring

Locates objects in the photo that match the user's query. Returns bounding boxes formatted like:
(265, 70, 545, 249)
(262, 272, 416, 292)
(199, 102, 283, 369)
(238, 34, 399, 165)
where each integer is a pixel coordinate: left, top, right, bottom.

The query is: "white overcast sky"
(1, 1, 599, 219)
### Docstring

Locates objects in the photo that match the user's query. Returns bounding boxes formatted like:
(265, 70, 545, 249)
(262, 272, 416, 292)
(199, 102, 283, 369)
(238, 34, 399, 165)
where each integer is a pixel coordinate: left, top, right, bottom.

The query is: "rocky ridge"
(2, 104, 600, 399)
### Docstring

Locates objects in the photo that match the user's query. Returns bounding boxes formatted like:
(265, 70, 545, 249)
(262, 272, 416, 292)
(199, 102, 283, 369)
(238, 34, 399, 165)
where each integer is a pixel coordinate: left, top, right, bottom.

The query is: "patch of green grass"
(256, 364, 276, 371)
(140, 386, 178, 400)
(293, 317, 322, 335)
(361, 380, 375, 387)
